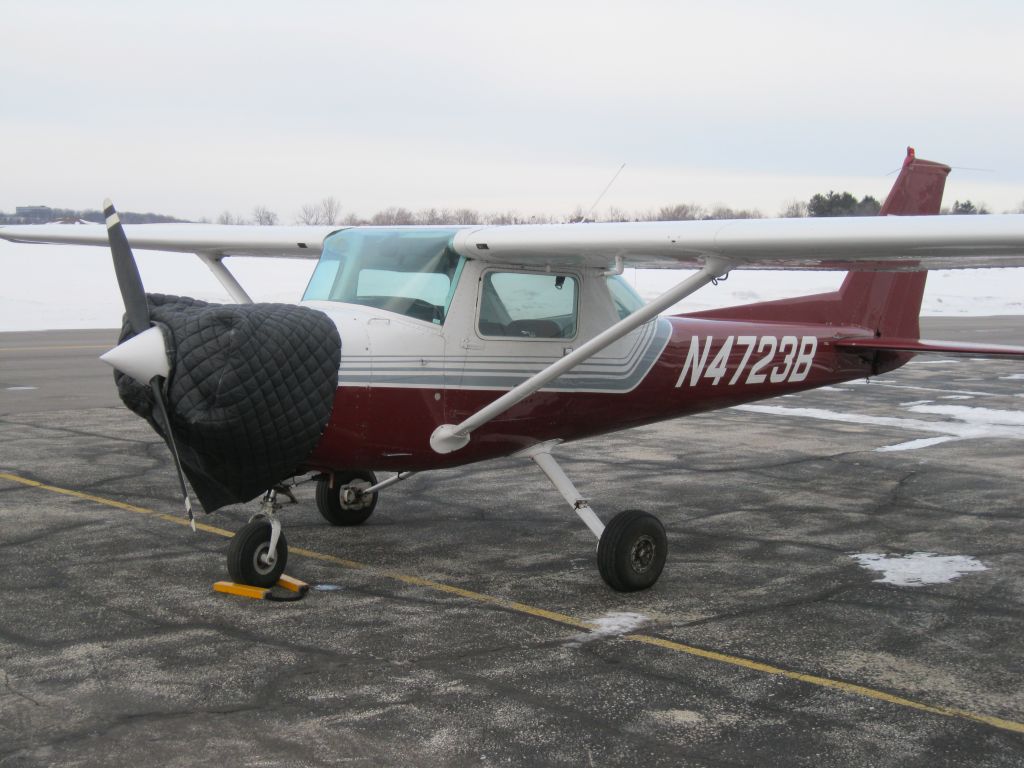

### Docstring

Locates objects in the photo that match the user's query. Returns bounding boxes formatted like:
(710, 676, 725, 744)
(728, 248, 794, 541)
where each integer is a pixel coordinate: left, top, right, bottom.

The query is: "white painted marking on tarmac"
(734, 403, 1024, 452)
(907, 359, 961, 365)
(1000, 373, 1024, 381)
(851, 553, 988, 587)
(899, 400, 933, 406)
(4, 386, 37, 391)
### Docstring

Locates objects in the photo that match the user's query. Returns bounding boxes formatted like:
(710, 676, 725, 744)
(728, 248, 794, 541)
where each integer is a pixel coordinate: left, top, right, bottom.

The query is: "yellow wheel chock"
(214, 574, 310, 602)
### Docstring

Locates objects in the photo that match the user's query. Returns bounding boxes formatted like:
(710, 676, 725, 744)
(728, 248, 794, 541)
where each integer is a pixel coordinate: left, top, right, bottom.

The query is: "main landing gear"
(223, 458, 664, 593)
(523, 442, 668, 592)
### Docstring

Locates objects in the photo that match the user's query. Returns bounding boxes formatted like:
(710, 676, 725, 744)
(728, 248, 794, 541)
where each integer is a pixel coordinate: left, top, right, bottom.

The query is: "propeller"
(99, 200, 196, 530)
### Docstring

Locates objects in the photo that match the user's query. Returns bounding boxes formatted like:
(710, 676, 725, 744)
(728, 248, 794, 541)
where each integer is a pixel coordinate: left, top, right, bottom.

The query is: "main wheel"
(597, 509, 667, 592)
(316, 471, 378, 526)
(227, 519, 288, 587)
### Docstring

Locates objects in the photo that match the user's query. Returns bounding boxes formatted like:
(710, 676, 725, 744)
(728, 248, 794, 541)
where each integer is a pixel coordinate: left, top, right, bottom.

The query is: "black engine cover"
(116, 294, 341, 512)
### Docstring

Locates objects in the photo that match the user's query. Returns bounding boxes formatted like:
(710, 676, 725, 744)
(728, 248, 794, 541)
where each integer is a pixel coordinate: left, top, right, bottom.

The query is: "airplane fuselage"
(304, 297, 892, 474)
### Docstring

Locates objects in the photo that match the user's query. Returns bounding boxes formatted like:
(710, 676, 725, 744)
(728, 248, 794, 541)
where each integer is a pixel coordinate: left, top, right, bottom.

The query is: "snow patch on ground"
(907, 404, 1024, 427)
(876, 436, 959, 452)
(851, 553, 988, 587)
(733, 403, 1024, 452)
(570, 612, 648, 645)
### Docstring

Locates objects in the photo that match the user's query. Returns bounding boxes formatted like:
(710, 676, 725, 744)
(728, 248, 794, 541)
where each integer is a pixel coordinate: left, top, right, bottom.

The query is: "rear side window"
(478, 271, 578, 339)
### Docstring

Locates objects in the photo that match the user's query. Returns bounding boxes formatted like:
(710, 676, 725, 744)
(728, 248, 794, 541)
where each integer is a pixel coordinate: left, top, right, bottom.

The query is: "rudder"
(837, 148, 950, 337)
(683, 147, 951, 337)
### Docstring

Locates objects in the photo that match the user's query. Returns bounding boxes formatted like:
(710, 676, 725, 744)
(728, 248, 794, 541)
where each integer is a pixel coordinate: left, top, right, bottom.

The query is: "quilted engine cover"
(115, 294, 341, 512)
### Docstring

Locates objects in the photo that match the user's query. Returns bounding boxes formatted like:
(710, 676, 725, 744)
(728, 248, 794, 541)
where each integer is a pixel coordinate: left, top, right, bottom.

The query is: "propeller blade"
(102, 205, 194, 528)
(150, 378, 195, 531)
(104, 199, 150, 335)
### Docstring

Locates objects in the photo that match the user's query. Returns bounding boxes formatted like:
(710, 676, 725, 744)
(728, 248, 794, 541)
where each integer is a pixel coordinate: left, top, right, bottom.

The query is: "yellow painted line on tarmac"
(2, 469, 1021, 734)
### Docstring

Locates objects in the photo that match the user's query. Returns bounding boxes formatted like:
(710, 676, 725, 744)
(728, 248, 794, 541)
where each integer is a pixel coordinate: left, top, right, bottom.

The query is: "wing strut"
(197, 253, 254, 304)
(429, 256, 731, 454)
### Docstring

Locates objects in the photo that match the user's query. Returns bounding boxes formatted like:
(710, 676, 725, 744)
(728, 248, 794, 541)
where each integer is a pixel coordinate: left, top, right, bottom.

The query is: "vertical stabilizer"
(837, 148, 950, 337)
(683, 147, 951, 337)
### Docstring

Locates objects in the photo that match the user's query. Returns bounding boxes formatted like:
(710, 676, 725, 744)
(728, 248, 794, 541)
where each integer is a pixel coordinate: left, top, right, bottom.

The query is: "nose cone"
(100, 325, 170, 383)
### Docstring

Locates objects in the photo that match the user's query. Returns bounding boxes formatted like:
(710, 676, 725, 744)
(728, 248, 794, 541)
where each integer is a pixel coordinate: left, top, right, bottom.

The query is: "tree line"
(1, 194, 1006, 228)
(0, 206, 188, 226)
(219, 193, 1002, 226)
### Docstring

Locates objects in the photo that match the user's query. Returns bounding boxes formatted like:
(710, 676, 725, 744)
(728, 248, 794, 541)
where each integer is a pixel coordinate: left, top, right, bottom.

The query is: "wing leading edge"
(5, 214, 1024, 272)
(0, 223, 343, 258)
(450, 215, 1024, 271)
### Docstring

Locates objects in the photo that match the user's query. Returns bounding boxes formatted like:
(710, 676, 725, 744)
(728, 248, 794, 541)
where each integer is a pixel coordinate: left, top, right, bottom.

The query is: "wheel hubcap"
(630, 534, 656, 574)
(253, 543, 275, 575)
(341, 481, 373, 510)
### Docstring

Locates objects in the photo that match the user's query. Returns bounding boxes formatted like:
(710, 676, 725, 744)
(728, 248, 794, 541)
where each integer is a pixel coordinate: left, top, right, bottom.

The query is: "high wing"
(449, 215, 1024, 271)
(0, 223, 341, 258)
(4, 215, 1024, 271)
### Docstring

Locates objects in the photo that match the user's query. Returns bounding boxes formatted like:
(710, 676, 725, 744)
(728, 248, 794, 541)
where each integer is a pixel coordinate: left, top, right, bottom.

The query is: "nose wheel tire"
(227, 519, 288, 588)
(316, 471, 379, 526)
(597, 509, 667, 592)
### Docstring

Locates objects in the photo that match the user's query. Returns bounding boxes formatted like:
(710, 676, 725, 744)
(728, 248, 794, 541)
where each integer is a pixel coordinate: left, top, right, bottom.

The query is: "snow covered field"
(1, 241, 1022, 332)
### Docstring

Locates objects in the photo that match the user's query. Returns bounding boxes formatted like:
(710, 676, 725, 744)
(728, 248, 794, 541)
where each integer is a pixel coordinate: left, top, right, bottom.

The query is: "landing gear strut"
(226, 488, 290, 587)
(522, 442, 668, 592)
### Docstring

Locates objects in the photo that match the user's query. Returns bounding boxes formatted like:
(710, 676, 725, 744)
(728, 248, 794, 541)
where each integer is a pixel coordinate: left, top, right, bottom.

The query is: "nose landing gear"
(226, 487, 291, 588)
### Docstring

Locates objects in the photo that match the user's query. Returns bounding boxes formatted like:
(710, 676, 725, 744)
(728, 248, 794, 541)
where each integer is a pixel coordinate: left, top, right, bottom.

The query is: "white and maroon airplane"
(3, 149, 1024, 592)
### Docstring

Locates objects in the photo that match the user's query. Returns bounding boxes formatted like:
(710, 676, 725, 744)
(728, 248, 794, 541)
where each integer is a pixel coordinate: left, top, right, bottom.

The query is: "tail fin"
(838, 148, 950, 337)
(684, 147, 951, 336)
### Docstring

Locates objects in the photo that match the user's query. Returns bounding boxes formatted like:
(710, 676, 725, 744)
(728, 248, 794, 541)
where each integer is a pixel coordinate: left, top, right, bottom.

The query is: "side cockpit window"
(478, 271, 578, 339)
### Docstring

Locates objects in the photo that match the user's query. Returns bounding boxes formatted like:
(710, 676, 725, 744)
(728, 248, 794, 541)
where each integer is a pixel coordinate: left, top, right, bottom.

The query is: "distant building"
(15, 206, 53, 223)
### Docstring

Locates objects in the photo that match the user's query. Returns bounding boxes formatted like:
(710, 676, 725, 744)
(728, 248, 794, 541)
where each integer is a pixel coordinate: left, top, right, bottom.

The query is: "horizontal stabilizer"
(836, 337, 1024, 359)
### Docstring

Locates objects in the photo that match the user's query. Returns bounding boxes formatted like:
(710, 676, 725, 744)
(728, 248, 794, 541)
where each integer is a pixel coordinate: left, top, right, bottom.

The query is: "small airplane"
(3, 148, 1024, 592)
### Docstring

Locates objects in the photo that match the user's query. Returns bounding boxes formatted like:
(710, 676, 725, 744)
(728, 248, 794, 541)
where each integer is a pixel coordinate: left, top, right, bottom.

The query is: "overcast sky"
(3, 1, 1024, 221)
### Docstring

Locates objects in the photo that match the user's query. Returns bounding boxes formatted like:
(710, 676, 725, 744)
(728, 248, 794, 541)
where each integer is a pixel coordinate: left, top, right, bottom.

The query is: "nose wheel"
(226, 518, 288, 587)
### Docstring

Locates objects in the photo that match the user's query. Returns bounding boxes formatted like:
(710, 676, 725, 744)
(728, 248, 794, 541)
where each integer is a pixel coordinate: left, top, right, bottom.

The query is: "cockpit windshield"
(303, 228, 464, 324)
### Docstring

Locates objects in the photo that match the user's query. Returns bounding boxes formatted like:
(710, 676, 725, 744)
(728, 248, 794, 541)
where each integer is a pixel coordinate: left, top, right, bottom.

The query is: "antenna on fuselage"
(576, 163, 626, 223)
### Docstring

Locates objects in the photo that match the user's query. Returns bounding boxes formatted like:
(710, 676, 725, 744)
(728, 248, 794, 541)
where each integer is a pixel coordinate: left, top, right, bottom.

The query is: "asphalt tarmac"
(1, 319, 1022, 767)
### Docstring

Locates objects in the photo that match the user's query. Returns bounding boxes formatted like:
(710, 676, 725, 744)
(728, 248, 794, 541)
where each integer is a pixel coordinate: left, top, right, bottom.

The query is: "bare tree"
(653, 203, 706, 221)
(369, 206, 415, 225)
(415, 207, 442, 225)
(780, 199, 808, 218)
(706, 205, 762, 220)
(217, 210, 249, 225)
(484, 210, 526, 225)
(251, 206, 279, 226)
(602, 206, 633, 222)
(296, 196, 343, 225)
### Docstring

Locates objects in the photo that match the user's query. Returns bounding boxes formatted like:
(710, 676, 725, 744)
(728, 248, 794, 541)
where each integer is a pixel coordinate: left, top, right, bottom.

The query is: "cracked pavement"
(0, 319, 1022, 766)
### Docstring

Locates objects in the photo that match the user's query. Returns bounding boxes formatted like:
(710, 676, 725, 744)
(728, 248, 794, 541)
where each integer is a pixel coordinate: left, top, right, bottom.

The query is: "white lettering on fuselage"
(675, 335, 818, 388)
